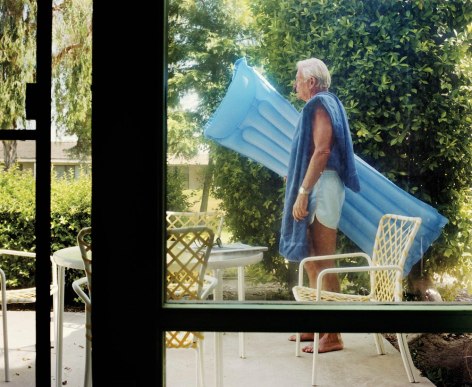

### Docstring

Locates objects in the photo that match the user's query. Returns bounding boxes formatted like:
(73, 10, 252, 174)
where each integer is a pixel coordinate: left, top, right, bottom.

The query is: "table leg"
(237, 266, 246, 359)
(213, 268, 224, 301)
(214, 268, 224, 387)
(55, 266, 65, 387)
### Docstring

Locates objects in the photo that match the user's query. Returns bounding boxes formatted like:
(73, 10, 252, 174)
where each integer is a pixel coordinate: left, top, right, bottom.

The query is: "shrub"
(212, 147, 290, 288)
(166, 166, 192, 211)
(0, 166, 91, 305)
(211, 0, 472, 294)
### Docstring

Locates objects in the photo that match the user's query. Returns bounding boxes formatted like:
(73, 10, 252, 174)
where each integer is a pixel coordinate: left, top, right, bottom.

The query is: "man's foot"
(288, 333, 314, 342)
(301, 333, 343, 353)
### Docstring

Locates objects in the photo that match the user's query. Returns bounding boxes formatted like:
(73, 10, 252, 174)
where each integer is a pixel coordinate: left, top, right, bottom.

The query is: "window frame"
(159, 0, 472, 332)
(0, 1, 55, 385)
(90, 1, 472, 385)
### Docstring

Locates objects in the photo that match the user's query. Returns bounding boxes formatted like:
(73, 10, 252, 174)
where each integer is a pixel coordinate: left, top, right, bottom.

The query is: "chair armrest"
(316, 264, 403, 301)
(200, 274, 218, 300)
(0, 268, 6, 296)
(50, 257, 58, 290)
(0, 249, 36, 258)
(72, 277, 91, 306)
(0, 250, 58, 299)
(298, 253, 372, 286)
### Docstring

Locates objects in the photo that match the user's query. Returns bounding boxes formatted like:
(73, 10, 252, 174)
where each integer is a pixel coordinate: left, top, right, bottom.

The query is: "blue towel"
(279, 92, 360, 261)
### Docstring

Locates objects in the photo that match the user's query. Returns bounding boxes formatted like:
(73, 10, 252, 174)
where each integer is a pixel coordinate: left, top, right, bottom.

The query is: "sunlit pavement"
(166, 331, 435, 387)
(1, 311, 435, 386)
(0, 311, 85, 386)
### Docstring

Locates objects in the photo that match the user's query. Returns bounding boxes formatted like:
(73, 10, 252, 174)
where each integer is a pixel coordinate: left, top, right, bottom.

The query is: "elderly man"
(279, 58, 360, 353)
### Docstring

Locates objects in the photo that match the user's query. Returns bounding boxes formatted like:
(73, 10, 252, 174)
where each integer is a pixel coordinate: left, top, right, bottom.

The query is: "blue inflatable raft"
(204, 58, 448, 275)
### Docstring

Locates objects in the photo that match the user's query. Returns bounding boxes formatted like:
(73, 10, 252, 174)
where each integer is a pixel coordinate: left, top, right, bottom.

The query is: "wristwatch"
(298, 186, 311, 195)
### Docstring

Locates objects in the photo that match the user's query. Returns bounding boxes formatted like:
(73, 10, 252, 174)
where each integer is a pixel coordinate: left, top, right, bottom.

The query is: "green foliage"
(212, 146, 290, 288)
(212, 0, 472, 292)
(167, 111, 200, 159)
(167, 0, 257, 176)
(52, 0, 92, 158)
(431, 188, 472, 295)
(0, 167, 36, 287)
(166, 167, 192, 211)
(167, 0, 257, 212)
(0, 166, 91, 305)
(0, 0, 36, 130)
(168, 0, 256, 116)
(51, 167, 91, 252)
(169, 1, 472, 293)
(1, 0, 92, 161)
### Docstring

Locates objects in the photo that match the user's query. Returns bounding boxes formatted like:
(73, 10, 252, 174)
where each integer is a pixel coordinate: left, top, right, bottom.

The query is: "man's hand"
(292, 194, 309, 221)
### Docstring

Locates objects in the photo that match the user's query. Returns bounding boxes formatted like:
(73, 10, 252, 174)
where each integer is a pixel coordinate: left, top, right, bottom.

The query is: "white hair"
(296, 58, 331, 89)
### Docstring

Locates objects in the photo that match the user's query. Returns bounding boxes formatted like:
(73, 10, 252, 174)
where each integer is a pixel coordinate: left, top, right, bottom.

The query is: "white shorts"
(307, 170, 345, 229)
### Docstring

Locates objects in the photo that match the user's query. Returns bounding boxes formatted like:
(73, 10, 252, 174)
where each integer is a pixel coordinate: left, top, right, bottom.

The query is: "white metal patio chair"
(0, 249, 58, 382)
(292, 214, 422, 386)
(71, 227, 92, 387)
(166, 226, 218, 387)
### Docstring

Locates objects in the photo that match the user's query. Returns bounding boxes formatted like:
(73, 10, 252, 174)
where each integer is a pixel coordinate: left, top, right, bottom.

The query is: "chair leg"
(373, 333, 386, 355)
(81, 306, 92, 387)
(311, 332, 320, 386)
(295, 332, 301, 357)
(196, 340, 205, 387)
(52, 290, 58, 350)
(84, 337, 92, 387)
(237, 266, 246, 359)
(1, 273, 9, 382)
(396, 333, 417, 383)
(214, 332, 223, 387)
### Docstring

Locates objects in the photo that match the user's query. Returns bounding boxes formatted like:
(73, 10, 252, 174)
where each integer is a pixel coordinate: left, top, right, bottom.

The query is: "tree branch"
(52, 43, 83, 65)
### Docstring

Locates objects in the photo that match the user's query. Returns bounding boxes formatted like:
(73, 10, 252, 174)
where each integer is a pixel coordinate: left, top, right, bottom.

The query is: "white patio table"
(206, 242, 268, 387)
(51, 246, 89, 387)
(53, 242, 267, 387)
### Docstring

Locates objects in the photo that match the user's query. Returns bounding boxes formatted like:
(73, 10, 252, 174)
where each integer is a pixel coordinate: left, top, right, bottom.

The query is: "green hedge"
(211, 0, 472, 297)
(166, 166, 192, 211)
(0, 166, 91, 305)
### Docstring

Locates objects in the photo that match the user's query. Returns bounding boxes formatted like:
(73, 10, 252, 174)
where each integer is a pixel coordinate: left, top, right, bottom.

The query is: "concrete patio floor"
(0, 311, 435, 386)
(0, 310, 86, 386)
(166, 331, 435, 387)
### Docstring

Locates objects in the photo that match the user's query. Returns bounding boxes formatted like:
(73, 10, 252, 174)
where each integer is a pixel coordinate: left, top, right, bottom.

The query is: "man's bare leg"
(301, 218, 343, 353)
(289, 228, 317, 342)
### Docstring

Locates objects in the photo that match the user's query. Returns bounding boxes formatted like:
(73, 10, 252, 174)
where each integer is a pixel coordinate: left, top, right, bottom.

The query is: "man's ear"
(310, 77, 318, 89)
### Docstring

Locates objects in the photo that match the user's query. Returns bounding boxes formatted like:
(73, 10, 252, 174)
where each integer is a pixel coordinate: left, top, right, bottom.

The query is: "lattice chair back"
(166, 211, 224, 244)
(77, 227, 92, 295)
(166, 226, 216, 386)
(166, 226, 214, 301)
(370, 214, 422, 302)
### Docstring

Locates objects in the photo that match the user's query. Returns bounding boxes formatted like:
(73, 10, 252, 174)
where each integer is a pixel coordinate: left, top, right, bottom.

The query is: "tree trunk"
(2, 140, 18, 171)
(199, 155, 214, 212)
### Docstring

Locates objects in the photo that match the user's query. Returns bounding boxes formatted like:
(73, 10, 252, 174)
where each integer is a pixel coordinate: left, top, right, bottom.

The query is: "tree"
(0, 0, 36, 170)
(212, 0, 472, 294)
(52, 0, 92, 159)
(0, 0, 92, 169)
(167, 0, 256, 210)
